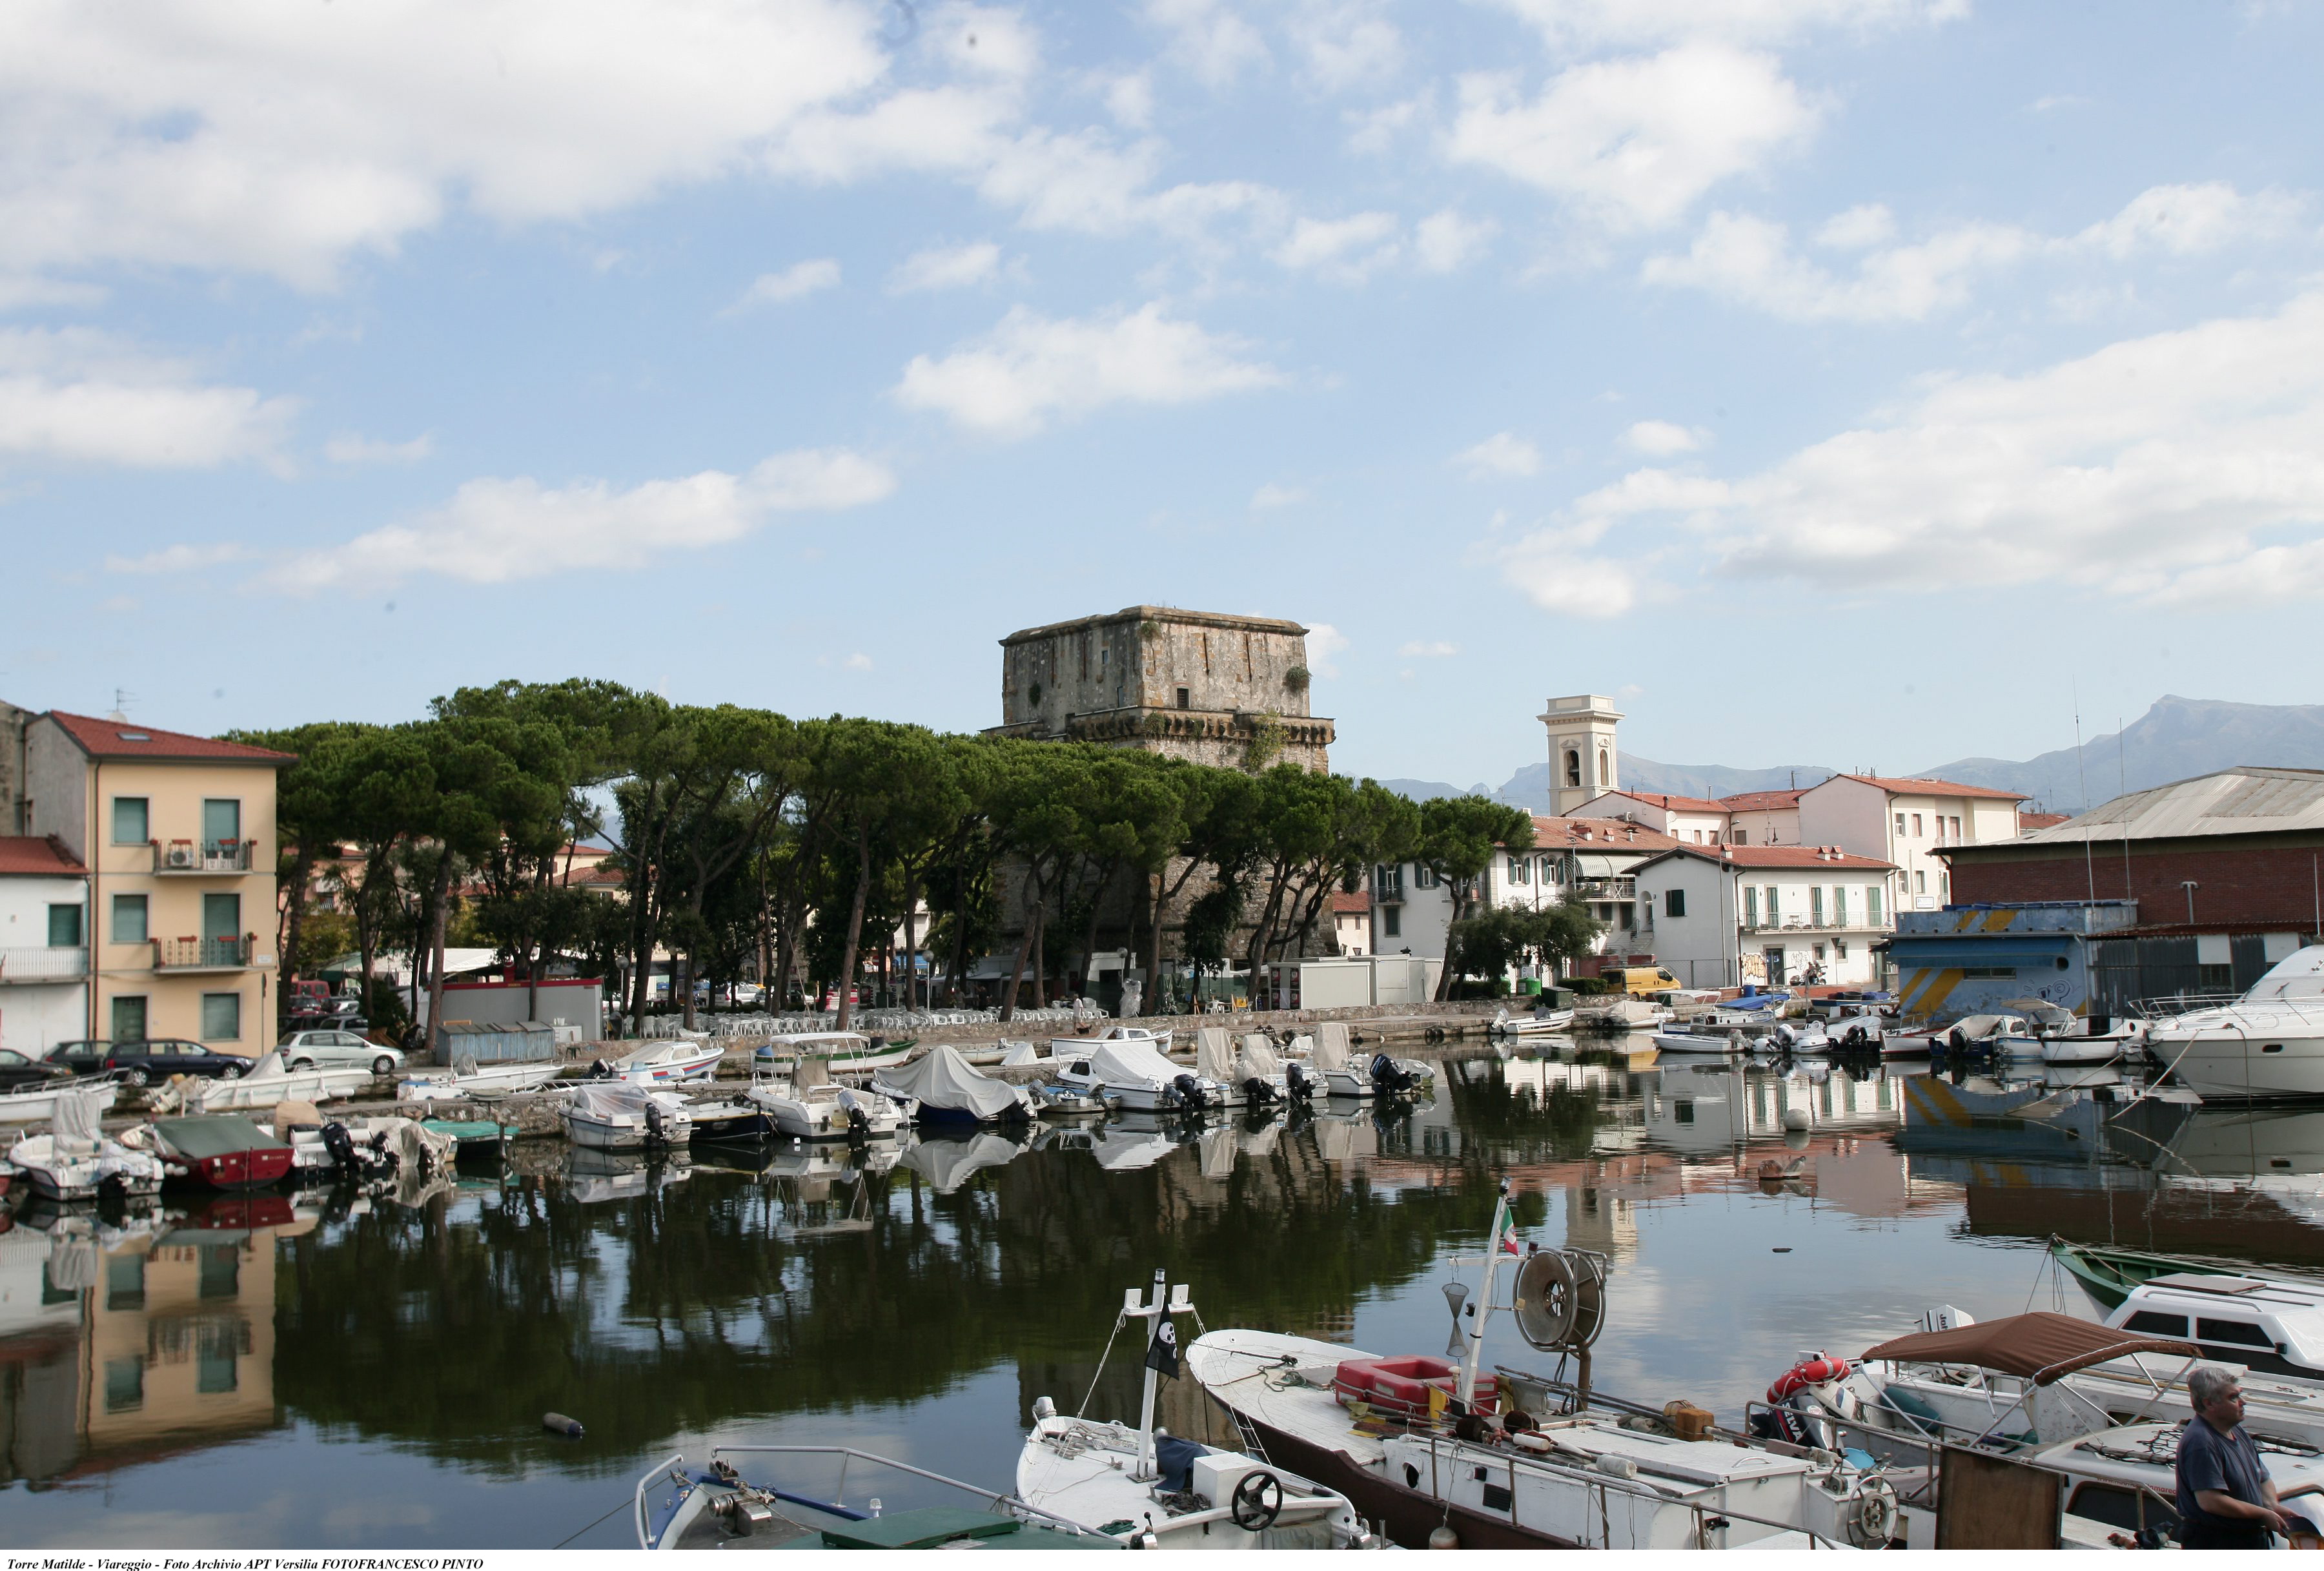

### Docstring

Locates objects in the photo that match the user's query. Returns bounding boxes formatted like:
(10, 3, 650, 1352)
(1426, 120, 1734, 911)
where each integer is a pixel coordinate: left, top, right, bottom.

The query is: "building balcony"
(154, 936, 256, 970)
(0, 946, 88, 983)
(152, 838, 257, 874)
(1739, 916, 1892, 934)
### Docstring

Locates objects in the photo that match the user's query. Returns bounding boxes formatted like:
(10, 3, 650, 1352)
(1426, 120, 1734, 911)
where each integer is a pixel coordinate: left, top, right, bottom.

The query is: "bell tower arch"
(1538, 695, 1623, 817)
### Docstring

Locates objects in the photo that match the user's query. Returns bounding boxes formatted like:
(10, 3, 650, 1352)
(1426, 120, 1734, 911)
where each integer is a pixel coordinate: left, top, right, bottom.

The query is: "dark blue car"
(102, 1039, 250, 1085)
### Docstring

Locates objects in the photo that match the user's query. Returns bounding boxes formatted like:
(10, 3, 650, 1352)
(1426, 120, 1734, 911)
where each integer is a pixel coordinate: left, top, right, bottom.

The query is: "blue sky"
(6, 0, 2322, 786)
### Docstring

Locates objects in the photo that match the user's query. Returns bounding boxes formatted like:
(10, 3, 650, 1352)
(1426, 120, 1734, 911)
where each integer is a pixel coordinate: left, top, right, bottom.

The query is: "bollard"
(543, 1412, 586, 1438)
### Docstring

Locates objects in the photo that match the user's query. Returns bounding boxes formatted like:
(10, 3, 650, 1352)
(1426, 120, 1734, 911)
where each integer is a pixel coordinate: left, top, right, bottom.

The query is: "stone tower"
(1540, 695, 1622, 816)
(988, 606, 1334, 774)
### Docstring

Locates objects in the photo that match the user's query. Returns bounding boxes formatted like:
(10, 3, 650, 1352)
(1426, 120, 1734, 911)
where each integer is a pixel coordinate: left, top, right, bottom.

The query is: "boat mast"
(1125, 1268, 1190, 1481)
(1458, 1179, 1513, 1408)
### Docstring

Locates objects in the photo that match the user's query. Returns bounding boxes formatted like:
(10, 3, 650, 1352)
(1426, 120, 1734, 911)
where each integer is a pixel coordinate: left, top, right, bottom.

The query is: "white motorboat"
(751, 1031, 911, 1076)
(5, 1088, 165, 1200)
(562, 1083, 694, 1151)
(1052, 1039, 1219, 1112)
(1489, 1006, 1575, 1036)
(1650, 1027, 1749, 1055)
(1018, 1269, 1376, 1549)
(1766, 1020, 1835, 1056)
(1047, 1023, 1174, 1058)
(1190, 1027, 1293, 1109)
(1239, 1033, 1325, 1102)
(188, 1050, 372, 1111)
(1304, 1022, 1383, 1097)
(398, 1056, 567, 1102)
(0, 1074, 120, 1125)
(747, 1078, 907, 1142)
(1992, 998, 2146, 1065)
(2145, 946, 2324, 1100)
(287, 1115, 456, 1186)
(1190, 1182, 1900, 1550)
(591, 1038, 725, 1085)
(872, 1044, 1032, 1125)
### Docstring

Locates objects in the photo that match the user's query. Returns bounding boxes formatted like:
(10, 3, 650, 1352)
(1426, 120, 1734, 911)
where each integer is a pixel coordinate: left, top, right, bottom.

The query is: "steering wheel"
(1230, 1470, 1283, 1532)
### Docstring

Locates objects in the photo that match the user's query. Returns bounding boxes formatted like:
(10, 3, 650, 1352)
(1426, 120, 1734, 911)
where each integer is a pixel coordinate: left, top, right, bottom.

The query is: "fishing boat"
(1017, 1269, 1377, 1548)
(752, 1031, 913, 1077)
(564, 1083, 695, 1151)
(133, 1114, 296, 1190)
(0, 1074, 121, 1126)
(748, 1076, 907, 1142)
(590, 1038, 726, 1085)
(1051, 1040, 1218, 1112)
(872, 1045, 1032, 1125)
(2144, 945, 2324, 1100)
(1190, 1182, 1899, 1549)
(634, 1444, 1111, 1550)
(3, 1089, 164, 1200)
(187, 1050, 372, 1111)
(398, 1056, 567, 1102)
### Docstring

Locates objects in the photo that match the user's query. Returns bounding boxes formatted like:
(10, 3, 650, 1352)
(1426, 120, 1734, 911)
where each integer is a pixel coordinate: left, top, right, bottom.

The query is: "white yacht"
(747, 1078, 907, 1142)
(1018, 1271, 1376, 1549)
(591, 1038, 725, 1085)
(2146, 946, 2324, 1099)
(188, 1050, 373, 1111)
(1047, 1023, 1174, 1058)
(1051, 1039, 1218, 1112)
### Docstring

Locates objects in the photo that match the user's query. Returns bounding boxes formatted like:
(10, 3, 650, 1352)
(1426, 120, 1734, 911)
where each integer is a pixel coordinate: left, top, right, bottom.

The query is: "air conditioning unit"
(165, 845, 194, 868)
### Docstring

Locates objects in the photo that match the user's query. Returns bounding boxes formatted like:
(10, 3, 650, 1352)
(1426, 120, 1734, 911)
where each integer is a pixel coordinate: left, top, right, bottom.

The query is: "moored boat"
(751, 1031, 912, 1076)
(187, 1049, 372, 1111)
(590, 1039, 725, 1085)
(564, 1083, 695, 1151)
(2144, 945, 2324, 1100)
(136, 1114, 296, 1190)
(872, 1045, 1032, 1125)
(3, 1088, 164, 1200)
(748, 1078, 906, 1142)
(399, 1056, 567, 1102)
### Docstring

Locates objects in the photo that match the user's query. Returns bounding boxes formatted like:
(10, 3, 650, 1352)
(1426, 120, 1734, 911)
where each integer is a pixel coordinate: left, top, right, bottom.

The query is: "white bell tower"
(1539, 695, 1622, 817)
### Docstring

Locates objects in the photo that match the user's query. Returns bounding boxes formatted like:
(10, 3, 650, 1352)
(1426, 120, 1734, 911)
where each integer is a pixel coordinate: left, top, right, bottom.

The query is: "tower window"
(1565, 749, 1581, 788)
(1176, 687, 1190, 709)
(1599, 746, 1609, 783)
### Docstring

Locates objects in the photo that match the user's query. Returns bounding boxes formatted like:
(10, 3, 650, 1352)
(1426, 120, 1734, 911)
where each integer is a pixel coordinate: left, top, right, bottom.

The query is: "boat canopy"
(1241, 1034, 1281, 1077)
(877, 1045, 1026, 1120)
(1195, 1027, 1236, 1083)
(1860, 1310, 2196, 1385)
(152, 1114, 288, 1158)
(567, 1083, 661, 1119)
(1999, 998, 2075, 1026)
(1088, 1041, 1185, 1087)
(999, 1040, 1042, 1067)
(1313, 1022, 1353, 1072)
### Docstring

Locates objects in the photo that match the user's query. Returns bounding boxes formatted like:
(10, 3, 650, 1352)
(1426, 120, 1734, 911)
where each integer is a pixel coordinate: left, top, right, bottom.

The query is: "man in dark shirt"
(2176, 1365, 2286, 1548)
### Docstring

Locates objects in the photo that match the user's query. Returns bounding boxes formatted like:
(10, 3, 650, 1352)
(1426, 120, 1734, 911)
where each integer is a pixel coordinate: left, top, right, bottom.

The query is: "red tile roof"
(2018, 811, 2071, 830)
(45, 710, 295, 765)
(1600, 790, 1730, 815)
(1824, 772, 2025, 801)
(0, 836, 87, 876)
(1718, 789, 1807, 812)
(1330, 890, 1371, 914)
(1645, 843, 1895, 871)
(1525, 816, 1682, 851)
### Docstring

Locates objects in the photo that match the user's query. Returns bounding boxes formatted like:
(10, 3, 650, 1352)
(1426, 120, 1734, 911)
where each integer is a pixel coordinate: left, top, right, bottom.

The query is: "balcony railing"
(0, 946, 88, 983)
(1739, 915, 1893, 934)
(152, 838, 256, 874)
(155, 936, 254, 970)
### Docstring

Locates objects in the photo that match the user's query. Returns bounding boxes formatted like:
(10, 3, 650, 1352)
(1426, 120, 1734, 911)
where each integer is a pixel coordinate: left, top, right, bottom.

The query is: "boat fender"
(1595, 1455, 1637, 1479)
(1427, 1525, 1459, 1550)
(1767, 1353, 1853, 1402)
(542, 1412, 585, 1438)
(1512, 1432, 1552, 1453)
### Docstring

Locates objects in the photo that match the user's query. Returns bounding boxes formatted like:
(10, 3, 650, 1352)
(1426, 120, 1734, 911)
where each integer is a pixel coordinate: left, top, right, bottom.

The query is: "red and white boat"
(589, 1039, 725, 1085)
(134, 1114, 296, 1190)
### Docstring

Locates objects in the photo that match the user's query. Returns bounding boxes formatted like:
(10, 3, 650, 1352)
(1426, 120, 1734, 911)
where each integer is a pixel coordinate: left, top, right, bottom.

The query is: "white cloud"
(1305, 621, 1347, 677)
(0, 0, 888, 289)
(1347, 94, 1429, 156)
(1251, 482, 1308, 509)
(889, 241, 1003, 293)
(1147, 0, 1270, 86)
(105, 542, 254, 573)
(729, 258, 842, 311)
(843, 652, 874, 671)
(1511, 285, 2324, 610)
(1270, 211, 1401, 280)
(0, 329, 294, 469)
(1454, 432, 1543, 478)
(1289, 1, 1403, 89)
(1646, 183, 2299, 322)
(325, 431, 433, 465)
(1414, 209, 1498, 272)
(1105, 72, 1156, 130)
(1624, 419, 1702, 454)
(1502, 525, 1641, 618)
(1492, 0, 1964, 46)
(265, 448, 895, 591)
(1399, 639, 1459, 657)
(893, 303, 1284, 438)
(1447, 45, 1818, 230)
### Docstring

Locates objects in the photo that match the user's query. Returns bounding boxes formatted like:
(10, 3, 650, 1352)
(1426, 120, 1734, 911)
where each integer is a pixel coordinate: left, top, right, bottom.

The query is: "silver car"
(279, 1029, 402, 1076)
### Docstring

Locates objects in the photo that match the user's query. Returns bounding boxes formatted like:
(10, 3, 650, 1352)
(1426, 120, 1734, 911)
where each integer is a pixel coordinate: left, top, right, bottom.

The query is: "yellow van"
(1613, 966, 1680, 997)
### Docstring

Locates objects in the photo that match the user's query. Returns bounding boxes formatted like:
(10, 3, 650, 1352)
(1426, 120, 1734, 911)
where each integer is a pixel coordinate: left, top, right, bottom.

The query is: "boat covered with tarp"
(873, 1045, 1031, 1124)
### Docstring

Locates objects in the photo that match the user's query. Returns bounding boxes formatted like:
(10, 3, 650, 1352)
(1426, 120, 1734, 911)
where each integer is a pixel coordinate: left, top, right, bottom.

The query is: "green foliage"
(1241, 713, 1286, 772)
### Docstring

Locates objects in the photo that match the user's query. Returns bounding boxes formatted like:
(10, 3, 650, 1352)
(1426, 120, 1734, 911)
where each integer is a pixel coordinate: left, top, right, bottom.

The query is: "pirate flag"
(1143, 1314, 1181, 1379)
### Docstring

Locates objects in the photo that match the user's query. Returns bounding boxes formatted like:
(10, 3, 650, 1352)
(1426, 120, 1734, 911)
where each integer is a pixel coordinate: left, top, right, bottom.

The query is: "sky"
(5, 0, 2323, 788)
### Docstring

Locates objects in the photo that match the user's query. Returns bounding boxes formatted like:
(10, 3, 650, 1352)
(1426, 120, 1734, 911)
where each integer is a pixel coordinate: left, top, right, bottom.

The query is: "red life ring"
(1767, 1353, 1854, 1403)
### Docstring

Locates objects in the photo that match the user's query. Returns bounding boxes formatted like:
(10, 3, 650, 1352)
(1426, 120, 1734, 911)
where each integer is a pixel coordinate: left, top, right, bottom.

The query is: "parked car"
(278, 1029, 402, 1076)
(41, 1040, 113, 1075)
(0, 1049, 73, 1092)
(103, 1040, 252, 1085)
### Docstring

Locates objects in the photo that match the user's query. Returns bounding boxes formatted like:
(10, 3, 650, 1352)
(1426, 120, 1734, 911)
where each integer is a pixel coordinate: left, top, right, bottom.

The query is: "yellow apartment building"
(22, 712, 291, 1054)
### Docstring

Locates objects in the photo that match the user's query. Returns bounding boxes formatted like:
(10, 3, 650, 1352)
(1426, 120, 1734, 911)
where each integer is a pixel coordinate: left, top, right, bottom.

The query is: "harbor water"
(4, 1043, 2320, 1548)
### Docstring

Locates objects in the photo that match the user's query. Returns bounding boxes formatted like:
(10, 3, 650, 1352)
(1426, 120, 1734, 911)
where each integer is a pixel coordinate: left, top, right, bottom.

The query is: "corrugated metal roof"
(2006, 767, 2324, 845)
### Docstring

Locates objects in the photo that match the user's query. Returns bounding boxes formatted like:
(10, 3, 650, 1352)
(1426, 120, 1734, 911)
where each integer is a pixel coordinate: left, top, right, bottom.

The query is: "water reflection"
(7, 1043, 2324, 1545)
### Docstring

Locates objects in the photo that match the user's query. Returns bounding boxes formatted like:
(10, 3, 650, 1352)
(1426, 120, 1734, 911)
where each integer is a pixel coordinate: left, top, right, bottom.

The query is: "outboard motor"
(1171, 1073, 1210, 1112)
(838, 1088, 870, 1142)
(1285, 1062, 1316, 1101)
(322, 1120, 362, 1173)
(587, 1058, 614, 1080)
(644, 1100, 668, 1146)
(1369, 1053, 1416, 1094)
(1242, 1076, 1278, 1108)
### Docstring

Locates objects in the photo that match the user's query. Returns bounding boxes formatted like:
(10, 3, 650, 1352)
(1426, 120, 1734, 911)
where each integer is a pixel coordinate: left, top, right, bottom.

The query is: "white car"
(278, 1029, 402, 1077)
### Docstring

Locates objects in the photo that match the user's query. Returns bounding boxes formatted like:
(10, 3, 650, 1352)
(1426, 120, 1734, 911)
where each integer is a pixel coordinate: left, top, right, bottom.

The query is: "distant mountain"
(1376, 695, 2324, 819)
(1917, 695, 2324, 813)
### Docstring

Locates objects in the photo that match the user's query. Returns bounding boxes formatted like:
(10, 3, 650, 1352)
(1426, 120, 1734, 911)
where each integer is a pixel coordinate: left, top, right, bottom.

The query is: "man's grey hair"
(2189, 1364, 2240, 1410)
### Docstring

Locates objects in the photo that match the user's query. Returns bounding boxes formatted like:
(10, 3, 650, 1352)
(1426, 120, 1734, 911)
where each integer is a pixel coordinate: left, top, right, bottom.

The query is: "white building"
(1795, 774, 2026, 917)
(1568, 790, 1733, 845)
(1540, 695, 1624, 816)
(1372, 816, 1679, 967)
(1630, 844, 1899, 989)
(1330, 890, 1371, 956)
(0, 836, 90, 1056)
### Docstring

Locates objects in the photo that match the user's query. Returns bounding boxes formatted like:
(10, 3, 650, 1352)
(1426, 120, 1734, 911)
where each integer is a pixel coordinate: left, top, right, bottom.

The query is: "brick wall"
(1947, 839, 2324, 930)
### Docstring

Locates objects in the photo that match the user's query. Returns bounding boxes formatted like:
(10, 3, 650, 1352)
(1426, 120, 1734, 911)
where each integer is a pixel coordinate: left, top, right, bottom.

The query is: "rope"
(553, 1495, 637, 1550)
(1077, 1312, 1127, 1419)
